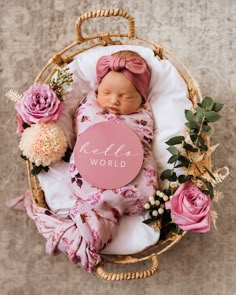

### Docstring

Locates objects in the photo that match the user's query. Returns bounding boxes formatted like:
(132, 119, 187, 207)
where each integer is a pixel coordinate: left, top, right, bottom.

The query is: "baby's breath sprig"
(143, 190, 172, 225)
(49, 67, 73, 101)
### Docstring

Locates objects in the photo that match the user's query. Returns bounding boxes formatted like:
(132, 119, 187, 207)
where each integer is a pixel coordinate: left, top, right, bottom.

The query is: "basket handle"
(96, 254, 159, 281)
(75, 9, 136, 43)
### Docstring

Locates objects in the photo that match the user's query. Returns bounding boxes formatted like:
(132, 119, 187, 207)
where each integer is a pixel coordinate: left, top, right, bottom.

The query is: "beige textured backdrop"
(0, 0, 235, 294)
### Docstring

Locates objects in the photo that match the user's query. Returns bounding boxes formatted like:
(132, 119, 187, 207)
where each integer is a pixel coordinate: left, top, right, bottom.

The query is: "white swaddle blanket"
(38, 45, 191, 255)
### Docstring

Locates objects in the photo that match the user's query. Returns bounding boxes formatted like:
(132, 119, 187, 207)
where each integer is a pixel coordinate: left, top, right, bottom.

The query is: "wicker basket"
(26, 9, 205, 281)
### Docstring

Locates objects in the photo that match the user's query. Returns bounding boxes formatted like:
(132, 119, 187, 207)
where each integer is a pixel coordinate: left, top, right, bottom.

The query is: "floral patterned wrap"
(70, 89, 158, 217)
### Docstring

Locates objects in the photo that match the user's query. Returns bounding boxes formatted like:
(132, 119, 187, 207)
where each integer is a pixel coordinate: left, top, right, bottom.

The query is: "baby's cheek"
(96, 96, 105, 108)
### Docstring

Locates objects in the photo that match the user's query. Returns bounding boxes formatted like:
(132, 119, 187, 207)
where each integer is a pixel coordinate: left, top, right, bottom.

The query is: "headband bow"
(96, 55, 151, 101)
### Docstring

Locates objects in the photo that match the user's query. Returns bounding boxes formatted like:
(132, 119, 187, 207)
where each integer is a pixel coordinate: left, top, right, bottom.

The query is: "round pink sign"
(74, 121, 144, 189)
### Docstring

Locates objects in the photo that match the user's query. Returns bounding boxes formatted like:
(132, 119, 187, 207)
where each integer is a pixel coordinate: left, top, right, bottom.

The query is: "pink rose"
(165, 181, 211, 232)
(15, 83, 63, 125)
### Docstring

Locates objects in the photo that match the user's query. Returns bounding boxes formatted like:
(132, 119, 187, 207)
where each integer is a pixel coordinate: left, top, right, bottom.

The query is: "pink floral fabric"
(9, 191, 115, 272)
(70, 89, 158, 218)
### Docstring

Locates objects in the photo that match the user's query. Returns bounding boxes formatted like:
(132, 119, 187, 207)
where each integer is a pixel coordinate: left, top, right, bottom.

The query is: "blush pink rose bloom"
(15, 83, 63, 125)
(165, 181, 211, 232)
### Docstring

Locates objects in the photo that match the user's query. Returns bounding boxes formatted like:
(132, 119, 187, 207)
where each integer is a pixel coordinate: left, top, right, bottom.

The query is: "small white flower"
(144, 203, 151, 210)
(169, 195, 173, 200)
(149, 196, 155, 202)
(159, 192, 164, 198)
(155, 200, 160, 206)
(158, 208, 164, 214)
(163, 195, 169, 201)
(156, 190, 161, 196)
(151, 200, 156, 205)
(152, 210, 158, 216)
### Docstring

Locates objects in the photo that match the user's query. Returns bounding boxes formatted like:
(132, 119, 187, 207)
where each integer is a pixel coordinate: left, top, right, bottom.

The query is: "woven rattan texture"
(1, 0, 235, 294)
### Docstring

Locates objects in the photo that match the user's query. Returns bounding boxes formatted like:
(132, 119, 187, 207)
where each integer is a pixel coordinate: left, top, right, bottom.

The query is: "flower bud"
(149, 196, 155, 202)
(163, 195, 169, 201)
(159, 192, 164, 198)
(155, 200, 160, 206)
(144, 203, 151, 210)
(158, 208, 164, 214)
(152, 210, 158, 216)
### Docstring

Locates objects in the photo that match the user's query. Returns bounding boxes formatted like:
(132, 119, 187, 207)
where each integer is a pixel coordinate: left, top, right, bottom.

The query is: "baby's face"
(97, 71, 142, 115)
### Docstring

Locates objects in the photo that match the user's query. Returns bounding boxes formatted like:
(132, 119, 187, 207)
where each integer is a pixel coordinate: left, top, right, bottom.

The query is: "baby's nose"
(111, 95, 120, 105)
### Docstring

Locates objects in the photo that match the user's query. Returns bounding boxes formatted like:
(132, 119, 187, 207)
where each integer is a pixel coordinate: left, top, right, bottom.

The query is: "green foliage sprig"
(49, 67, 73, 101)
(160, 96, 223, 199)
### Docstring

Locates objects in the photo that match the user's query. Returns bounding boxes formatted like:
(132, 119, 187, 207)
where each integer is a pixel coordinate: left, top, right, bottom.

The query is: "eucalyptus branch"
(160, 96, 223, 191)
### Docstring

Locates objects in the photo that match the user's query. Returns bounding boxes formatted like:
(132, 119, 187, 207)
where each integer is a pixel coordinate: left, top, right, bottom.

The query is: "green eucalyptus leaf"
(165, 136, 185, 146)
(202, 96, 215, 111)
(160, 169, 172, 180)
(190, 133, 198, 143)
(178, 155, 191, 167)
(197, 136, 208, 151)
(169, 172, 178, 182)
(178, 174, 192, 183)
(202, 125, 211, 133)
(185, 110, 196, 122)
(168, 155, 179, 164)
(167, 146, 179, 155)
(212, 102, 224, 112)
(185, 121, 198, 129)
(205, 111, 221, 122)
(197, 102, 203, 108)
(183, 142, 198, 152)
(195, 106, 206, 122)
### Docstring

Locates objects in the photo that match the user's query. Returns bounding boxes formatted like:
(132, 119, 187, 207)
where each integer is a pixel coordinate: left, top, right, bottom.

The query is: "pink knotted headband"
(96, 54, 151, 101)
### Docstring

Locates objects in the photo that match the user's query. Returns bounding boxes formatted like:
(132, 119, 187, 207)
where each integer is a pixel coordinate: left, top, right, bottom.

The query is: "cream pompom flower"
(19, 122, 67, 167)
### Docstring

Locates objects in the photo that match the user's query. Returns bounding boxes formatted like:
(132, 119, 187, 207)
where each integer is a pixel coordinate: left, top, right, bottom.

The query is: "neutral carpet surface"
(0, 0, 235, 294)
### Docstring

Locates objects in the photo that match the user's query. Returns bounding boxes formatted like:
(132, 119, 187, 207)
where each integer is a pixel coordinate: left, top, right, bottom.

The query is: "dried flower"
(210, 210, 218, 230)
(19, 122, 67, 167)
